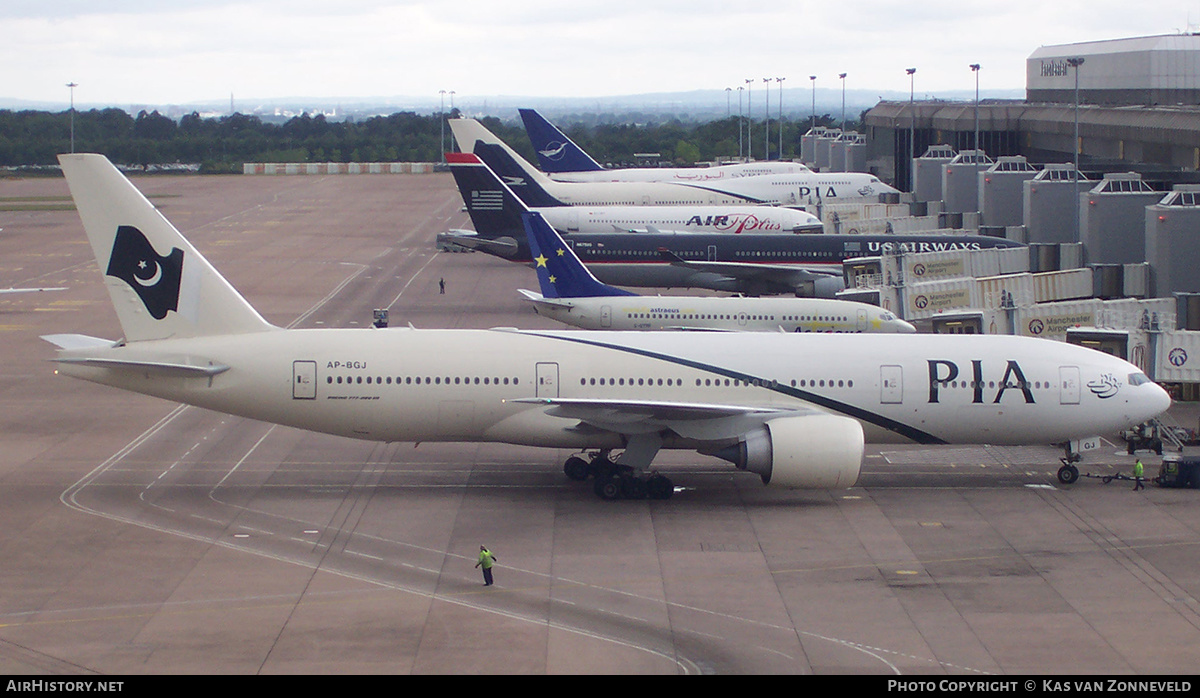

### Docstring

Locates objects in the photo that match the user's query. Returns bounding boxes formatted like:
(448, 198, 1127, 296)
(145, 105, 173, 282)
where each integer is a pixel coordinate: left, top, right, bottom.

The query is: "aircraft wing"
(655, 249, 841, 295)
(509, 396, 820, 441)
(436, 230, 520, 258)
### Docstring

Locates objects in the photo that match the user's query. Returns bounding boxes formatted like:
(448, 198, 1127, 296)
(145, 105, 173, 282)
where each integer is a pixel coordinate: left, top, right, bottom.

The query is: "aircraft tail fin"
(518, 109, 605, 173)
(522, 212, 635, 299)
(57, 153, 275, 342)
(447, 118, 564, 208)
(446, 152, 533, 243)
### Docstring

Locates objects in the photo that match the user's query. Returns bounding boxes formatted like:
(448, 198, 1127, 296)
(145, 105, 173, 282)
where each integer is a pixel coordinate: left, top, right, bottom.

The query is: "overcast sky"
(8, 1, 1200, 108)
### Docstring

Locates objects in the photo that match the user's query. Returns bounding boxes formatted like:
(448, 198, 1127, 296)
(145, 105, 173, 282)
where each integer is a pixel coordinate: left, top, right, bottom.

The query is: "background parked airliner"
(451, 117, 900, 207)
(449, 141, 823, 232)
(518, 209, 916, 334)
(443, 152, 1022, 298)
(47, 154, 1170, 500)
(519, 108, 812, 183)
(517, 201, 822, 235)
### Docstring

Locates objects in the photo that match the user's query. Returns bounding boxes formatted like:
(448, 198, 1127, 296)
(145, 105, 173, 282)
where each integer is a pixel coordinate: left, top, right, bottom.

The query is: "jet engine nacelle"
(792, 275, 847, 299)
(721, 415, 863, 489)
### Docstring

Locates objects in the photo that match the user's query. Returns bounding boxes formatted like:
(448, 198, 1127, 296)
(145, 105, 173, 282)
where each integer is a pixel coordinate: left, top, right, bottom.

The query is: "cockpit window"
(1128, 372, 1151, 386)
(880, 312, 895, 321)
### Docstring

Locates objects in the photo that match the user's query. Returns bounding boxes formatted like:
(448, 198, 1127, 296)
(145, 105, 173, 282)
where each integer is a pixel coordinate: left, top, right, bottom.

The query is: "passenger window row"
(326, 373, 855, 391)
(328, 375, 520, 386)
(626, 313, 849, 322)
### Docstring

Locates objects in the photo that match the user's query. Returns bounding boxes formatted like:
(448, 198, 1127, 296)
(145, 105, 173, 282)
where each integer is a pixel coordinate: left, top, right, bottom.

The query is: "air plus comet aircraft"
(518, 208, 916, 334)
(46, 154, 1170, 499)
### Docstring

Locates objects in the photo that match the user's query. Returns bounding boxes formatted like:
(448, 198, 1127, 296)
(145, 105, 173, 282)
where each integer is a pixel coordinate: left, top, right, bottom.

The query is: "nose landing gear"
(1057, 446, 1082, 485)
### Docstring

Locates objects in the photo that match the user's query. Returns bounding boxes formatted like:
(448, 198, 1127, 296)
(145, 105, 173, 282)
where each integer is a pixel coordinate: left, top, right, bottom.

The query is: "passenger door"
(1059, 366, 1080, 405)
(880, 365, 903, 404)
(293, 360, 317, 400)
(536, 362, 560, 398)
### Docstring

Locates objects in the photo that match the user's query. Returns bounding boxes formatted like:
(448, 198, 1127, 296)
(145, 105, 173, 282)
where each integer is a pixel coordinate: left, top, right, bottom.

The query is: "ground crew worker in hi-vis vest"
(475, 546, 497, 586)
(1133, 459, 1145, 491)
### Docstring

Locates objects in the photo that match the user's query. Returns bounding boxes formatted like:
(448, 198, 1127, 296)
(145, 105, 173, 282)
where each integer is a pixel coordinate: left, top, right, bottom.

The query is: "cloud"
(6, 1, 1200, 105)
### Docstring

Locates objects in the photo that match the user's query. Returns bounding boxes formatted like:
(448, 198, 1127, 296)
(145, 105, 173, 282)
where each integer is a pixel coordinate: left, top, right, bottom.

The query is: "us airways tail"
(56, 153, 275, 342)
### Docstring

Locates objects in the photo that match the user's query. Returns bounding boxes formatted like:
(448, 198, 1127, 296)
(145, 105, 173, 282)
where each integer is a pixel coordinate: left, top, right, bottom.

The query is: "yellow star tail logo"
(534, 254, 548, 267)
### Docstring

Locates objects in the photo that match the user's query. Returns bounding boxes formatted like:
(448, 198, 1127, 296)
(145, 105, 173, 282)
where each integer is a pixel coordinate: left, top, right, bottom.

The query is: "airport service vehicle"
(518, 208, 915, 334)
(46, 154, 1170, 499)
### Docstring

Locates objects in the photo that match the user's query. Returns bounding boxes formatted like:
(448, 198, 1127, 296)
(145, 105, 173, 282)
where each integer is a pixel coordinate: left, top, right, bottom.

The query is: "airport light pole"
(970, 64, 981, 153)
(725, 86, 731, 117)
(439, 89, 447, 161)
(839, 73, 847, 129)
(763, 77, 771, 160)
(745, 78, 753, 160)
(737, 86, 745, 160)
(66, 82, 78, 154)
(809, 75, 816, 132)
(907, 68, 916, 189)
(970, 63, 981, 213)
(777, 77, 785, 159)
(1068, 56, 1086, 242)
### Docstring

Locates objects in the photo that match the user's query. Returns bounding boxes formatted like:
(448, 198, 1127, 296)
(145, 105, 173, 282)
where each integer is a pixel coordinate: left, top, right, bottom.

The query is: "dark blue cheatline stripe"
(670, 182, 766, 203)
(527, 331, 948, 445)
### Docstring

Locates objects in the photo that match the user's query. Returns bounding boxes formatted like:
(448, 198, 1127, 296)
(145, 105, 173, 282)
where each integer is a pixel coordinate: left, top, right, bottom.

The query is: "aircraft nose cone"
(897, 320, 917, 334)
(1149, 382, 1173, 419)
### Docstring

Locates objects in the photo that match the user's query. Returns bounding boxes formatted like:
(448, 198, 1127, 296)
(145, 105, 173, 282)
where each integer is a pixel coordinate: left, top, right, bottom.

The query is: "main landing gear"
(563, 451, 674, 501)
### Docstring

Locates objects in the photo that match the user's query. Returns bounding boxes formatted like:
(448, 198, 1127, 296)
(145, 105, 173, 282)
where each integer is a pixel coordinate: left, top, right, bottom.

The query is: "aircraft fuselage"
(55, 328, 1168, 450)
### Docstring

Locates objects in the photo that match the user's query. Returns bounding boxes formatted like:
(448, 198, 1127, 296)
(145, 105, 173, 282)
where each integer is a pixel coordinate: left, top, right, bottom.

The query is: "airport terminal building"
(865, 34, 1200, 192)
(836, 35, 1200, 395)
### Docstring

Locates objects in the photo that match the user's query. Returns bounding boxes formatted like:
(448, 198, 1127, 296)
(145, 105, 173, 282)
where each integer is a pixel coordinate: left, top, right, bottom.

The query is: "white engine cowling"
(722, 415, 863, 489)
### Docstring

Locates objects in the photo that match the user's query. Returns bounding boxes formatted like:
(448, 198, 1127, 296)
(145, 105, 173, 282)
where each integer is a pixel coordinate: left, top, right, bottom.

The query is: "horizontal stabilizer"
(1, 286, 67, 294)
(41, 333, 117, 351)
(50, 355, 230, 378)
(517, 289, 576, 308)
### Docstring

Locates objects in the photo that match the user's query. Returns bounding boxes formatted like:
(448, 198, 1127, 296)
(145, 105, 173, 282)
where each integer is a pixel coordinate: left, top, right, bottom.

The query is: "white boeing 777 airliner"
(45, 154, 1170, 499)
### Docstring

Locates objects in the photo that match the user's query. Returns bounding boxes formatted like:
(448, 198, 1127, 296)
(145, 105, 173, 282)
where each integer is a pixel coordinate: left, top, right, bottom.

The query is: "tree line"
(0, 108, 847, 174)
